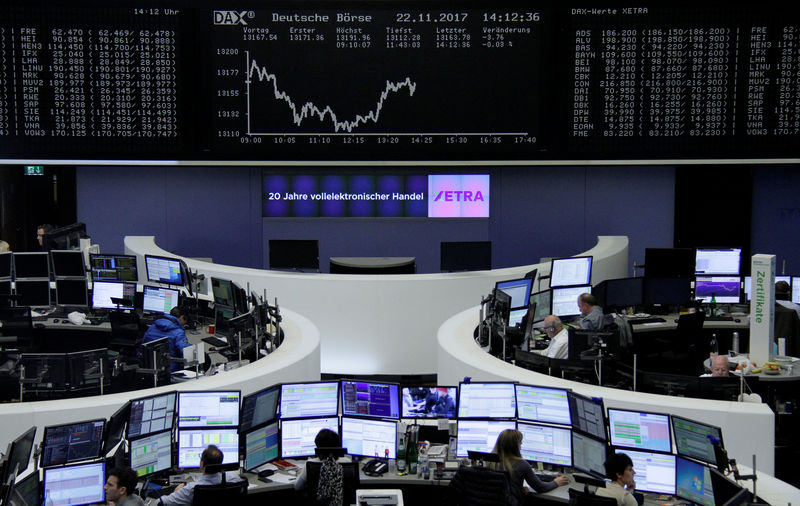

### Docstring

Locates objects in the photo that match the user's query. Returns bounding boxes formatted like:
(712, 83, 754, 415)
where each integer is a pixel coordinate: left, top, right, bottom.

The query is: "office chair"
(109, 310, 146, 355)
(448, 464, 516, 506)
(568, 487, 619, 506)
(303, 459, 359, 506)
(775, 304, 800, 357)
(192, 479, 248, 506)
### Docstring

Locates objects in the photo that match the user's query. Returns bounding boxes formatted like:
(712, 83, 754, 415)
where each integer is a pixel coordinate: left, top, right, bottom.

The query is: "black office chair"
(448, 464, 517, 506)
(109, 310, 146, 355)
(303, 459, 360, 506)
(775, 303, 800, 357)
(568, 487, 620, 506)
(192, 479, 248, 506)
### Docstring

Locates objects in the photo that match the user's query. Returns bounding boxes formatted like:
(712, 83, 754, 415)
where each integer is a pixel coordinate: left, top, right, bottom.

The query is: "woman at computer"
(596, 453, 637, 506)
(295, 429, 350, 506)
(490, 429, 569, 503)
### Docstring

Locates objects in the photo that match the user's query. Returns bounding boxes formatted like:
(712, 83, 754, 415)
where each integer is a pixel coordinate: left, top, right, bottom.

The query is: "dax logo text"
(214, 11, 249, 25)
(433, 190, 484, 202)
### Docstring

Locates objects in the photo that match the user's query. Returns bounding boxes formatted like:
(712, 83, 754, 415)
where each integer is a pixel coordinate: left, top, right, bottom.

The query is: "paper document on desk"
(268, 472, 297, 484)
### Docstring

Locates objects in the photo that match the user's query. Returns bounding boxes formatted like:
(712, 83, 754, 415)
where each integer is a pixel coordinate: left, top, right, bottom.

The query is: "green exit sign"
(24, 165, 44, 176)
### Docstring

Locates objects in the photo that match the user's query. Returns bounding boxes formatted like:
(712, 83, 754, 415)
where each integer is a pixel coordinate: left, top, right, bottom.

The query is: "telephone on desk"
(362, 459, 389, 476)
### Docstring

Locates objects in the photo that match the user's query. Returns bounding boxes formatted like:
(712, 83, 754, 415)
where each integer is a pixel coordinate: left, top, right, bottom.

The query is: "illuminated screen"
(695, 276, 741, 304)
(177, 429, 239, 469)
(552, 285, 591, 318)
(744, 275, 790, 302)
(695, 249, 741, 276)
(794, 277, 800, 304)
(672, 415, 723, 466)
(608, 409, 671, 452)
(128, 392, 176, 439)
(178, 391, 240, 428)
(41, 419, 105, 468)
(518, 421, 572, 466)
(515, 384, 571, 425)
(50, 251, 86, 278)
(211, 277, 235, 307)
(89, 254, 138, 282)
(240, 385, 280, 432)
(13, 252, 50, 279)
(676, 457, 715, 506)
(142, 285, 180, 314)
(531, 289, 551, 323)
(401, 386, 457, 419)
(622, 449, 677, 495)
(550, 257, 592, 288)
(341, 380, 400, 419)
(280, 417, 339, 459)
(455, 420, 516, 458)
(568, 392, 606, 441)
(341, 417, 397, 459)
(496, 278, 534, 309)
(572, 432, 607, 477)
(244, 422, 279, 471)
(90, 281, 135, 310)
(43, 461, 105, 506)
(145, 255, 184, 285)
(280, 381, 339, 419)
(130, 430, 173, 477)
(509, 308, 527, 327)
(458, 382, 516, 419)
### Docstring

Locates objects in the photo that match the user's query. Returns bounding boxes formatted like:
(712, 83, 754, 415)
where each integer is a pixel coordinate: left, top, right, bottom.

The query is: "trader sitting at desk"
(707, 355, 730, 377)
(536, 315, 569, 359)
(159, 445, 242, 506)
(139, 306, 191, 372)
(596, 452, 637, 506)
(578, 293, 604, 330)
(105, 467, 144, 506)
(295, 428, 351, 503)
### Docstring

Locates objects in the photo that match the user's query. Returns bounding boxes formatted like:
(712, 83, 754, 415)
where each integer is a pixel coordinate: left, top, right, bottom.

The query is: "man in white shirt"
(538, 315, 569, 359)
(159, 445, 242, 506)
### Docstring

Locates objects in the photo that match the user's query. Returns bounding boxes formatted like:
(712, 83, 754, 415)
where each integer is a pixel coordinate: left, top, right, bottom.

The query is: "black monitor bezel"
(400, 385, 458, 419)
(14, 279, 51, 307)
(514, 383, 572, 426)
(50, 250, 86, 278)
(340, 416, 397, 459)
(567, 391, 607, 442)
(517, 420, 573, 467)
(1, 426, 36, 483)
(42, 460, 106, 506)
(675, 455, 716, 505)
(177, 390, 241, 429)
(103, 402, 131, 456)
(141, 284, 180, 314)
(12, 252, 50, 279)
(611, 447, 677, 495)
(242, 420, 280, 471)
(175, 428, 240, 471)
(127, 391, 177, 440)
(240, 384, 281, 433)
(551, 284, 592, 318)
(571, 430, 609, 478)
(457, 381, 518, 420)
(280, 415, 341, 460)
(279, 380, 341, 420)
(550, 256, 593, 288)
(90, 280, 136, 311)
(340, 379, 402, 421)
(88, 253, 138, 282)
(494, 277, 535, 310)
(128, 429, 174, 478)
(40, 418, 107, 468)
(454, 418, 517, 458)
(55, 278, 89, 307)
(144, 254, 185, 286)
(607, 407, 673, 453)
(670, 414, 725, 467)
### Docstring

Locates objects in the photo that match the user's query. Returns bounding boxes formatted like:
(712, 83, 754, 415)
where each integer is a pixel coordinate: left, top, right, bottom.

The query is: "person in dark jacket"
(140, 305, 191, 372)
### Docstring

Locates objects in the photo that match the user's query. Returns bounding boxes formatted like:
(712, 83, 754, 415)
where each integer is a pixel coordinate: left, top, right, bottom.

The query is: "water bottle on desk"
(396, 432, 407, 475)
(709, 294, 717, 317)
(710, 333, 718, 358)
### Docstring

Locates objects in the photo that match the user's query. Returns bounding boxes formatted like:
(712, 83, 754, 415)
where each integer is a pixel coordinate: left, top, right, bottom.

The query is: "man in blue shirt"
(140, 306, 191, 372)
(578, 293, 604, 330)
(159, 445, 242, 506)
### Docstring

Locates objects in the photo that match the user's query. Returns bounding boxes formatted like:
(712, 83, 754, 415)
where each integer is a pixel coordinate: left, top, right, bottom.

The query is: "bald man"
(537, 315, 569, 359)
(710, 355, 730, 377)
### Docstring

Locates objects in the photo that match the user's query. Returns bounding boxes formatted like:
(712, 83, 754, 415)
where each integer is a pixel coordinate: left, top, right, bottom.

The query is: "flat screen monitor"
(140, 338, 171, 381)
(89, 254, 138, 282)
(40, 419, 106, 468)
(0, 252, 11, 278)
(244, 421, 279, 471)
(743, 275, 791, 302)
(67, 348, 110, 391)
(492, 289, 511, 327)
(671, 415, 724, 466)
(280, 417, 340, 459)
(440, 241, 492, 272)
(130, 430, 173, 477)
(90, 281, 135, 310)
(50, 251, 86, 278)
(608, 409, 671, 453)
(103, 402, 130, 456)
(515, 384, 571, 425)
(695, 248, 742, 276)
(455, 419, 516, 458)
(645, 248, 696, 278)
(145, 255, 184, 286)
(14, 280, 51, 307)
(214, 305, 235, 338)
(18, 353, 67, 392)
(568, 392, 607, 441)
(1, 426, 36, 482)
(280, 381, 339, 419)
(211, 277, 235, 307)
(43, 461, 105, 506)
(40, 223, 86, 252)
(571, 431, 608, 477)
(240, 385, 280, 432)
(341, 417, 397, 459)
(676, 456, 715, 506)
(457, 382, 516, 419)
(177, 391, 240, 428)
(621, 449, 677, 495)
(509, 308, 527, 328)
(401, 386, 457, 419)
(341, 380, 400, 419)
(55, 279, 88, 306)
(550, 256, 592, 288)
(793, 277, 800, 304)
(12, 252, 50, 279)
(552, 285, 591, 318)
(232, 283, 248, 315)
(6, 471, 39, 506)
(518, 421, 572, 467)
(128, 392, 177, 439)
(177, 429, 239, 469)
(531, 289, 551, 323)
(599, 277, 644, 309)
(695, 276, 741, 304)
(0, 280, 11, 297)
(643, 278, 691, 306)
(142, 285, 180, 314)
(495, 278, 534, 310)
(268, 240, 320, 271)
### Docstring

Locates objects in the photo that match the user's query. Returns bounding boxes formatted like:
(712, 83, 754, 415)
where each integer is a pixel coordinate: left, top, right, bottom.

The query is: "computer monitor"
(550, 256, 592, 288)
(42, 461, 105, 506)
(518, 421, 572, 466)
(211, 277, 235, 307)
(55, 279, 88, 306)
(457, 382, 517, 419)
(177, 391, 240, 428)
(130, 430, 173, 477)
(279, 381, 339, 420)
(140, 338, 171, 382)
(531, 289, 551, 323)
(492, 289, 511, 327)
(643, 278, 691, 306)
(619, 449, 677, 495)
(0, 280, 11, 297)
(595, 277, 644, 309)
(695, 248, 742, 276)
(145, 255, 184, 286)
(280, 417, 340, 459)
(1, 427, 36, 482)
(793, 277, 800, 304)
(50, 251, 86, 278)
(240, 385, 280, 433)
(676, 456, 715, 506)
(508, 308, 527, 328)
(552, 285, 591, 318)
(89, 254, 138, 282)
(142, 285, 180, 314)
(232, 282, 248, 315)
(671, 415, 724, 466)
(495, 278, 534, 310)
(568, 392, 607, 441)
(743, 275, 791, 302)
(90, 281, 136, 310)
(244, 421, 279, 471)
(128, 392, 177, 439)
(645, 248, 696, 278)
(695, 276, 741, 304)
(67, 348, 110, 391)
(40, 419, 105, 468)
(103, 402, 130, 456)
(268, 240, 320, 271)
(341, 379, 400, 419)
(12, 253, 50, 279)
(0, 252, 11, 278)
(571, 431, 608, 477)
(515, 384, 571, 425)
(440, 241, 491, 272)
(6, 470, 39, 506)
(177, 429, 239, 469)
(710, 467, 748, 506)
(401, 386, 457, 419)
(455, 419, 516, 458)
(18, 353, 67, 392)
(607, 408, 671, 453)
(341, 417, 397, 459)
(14, 280, 51, 307)
(40, 223, 86, 252)
(214, 305, 235, 338)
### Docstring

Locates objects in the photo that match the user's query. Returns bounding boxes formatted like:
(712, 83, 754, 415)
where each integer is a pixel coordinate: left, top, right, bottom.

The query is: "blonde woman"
(491, 429, 569, 503)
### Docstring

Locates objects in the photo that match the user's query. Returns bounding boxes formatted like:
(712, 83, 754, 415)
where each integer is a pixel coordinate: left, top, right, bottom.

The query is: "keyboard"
(705, 316, 736, 322)
(203, 336, 228, 348)
(146, 484, 178, 499)
(628, 317, 666, 324)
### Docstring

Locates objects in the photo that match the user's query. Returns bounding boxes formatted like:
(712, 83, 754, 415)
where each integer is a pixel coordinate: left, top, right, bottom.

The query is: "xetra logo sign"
(433, 190, 484, 202)
(213, 10, 252, 25)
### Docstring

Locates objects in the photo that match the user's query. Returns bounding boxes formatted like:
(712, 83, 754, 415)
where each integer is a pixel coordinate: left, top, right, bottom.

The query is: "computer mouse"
(53, 319, 59, 323)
